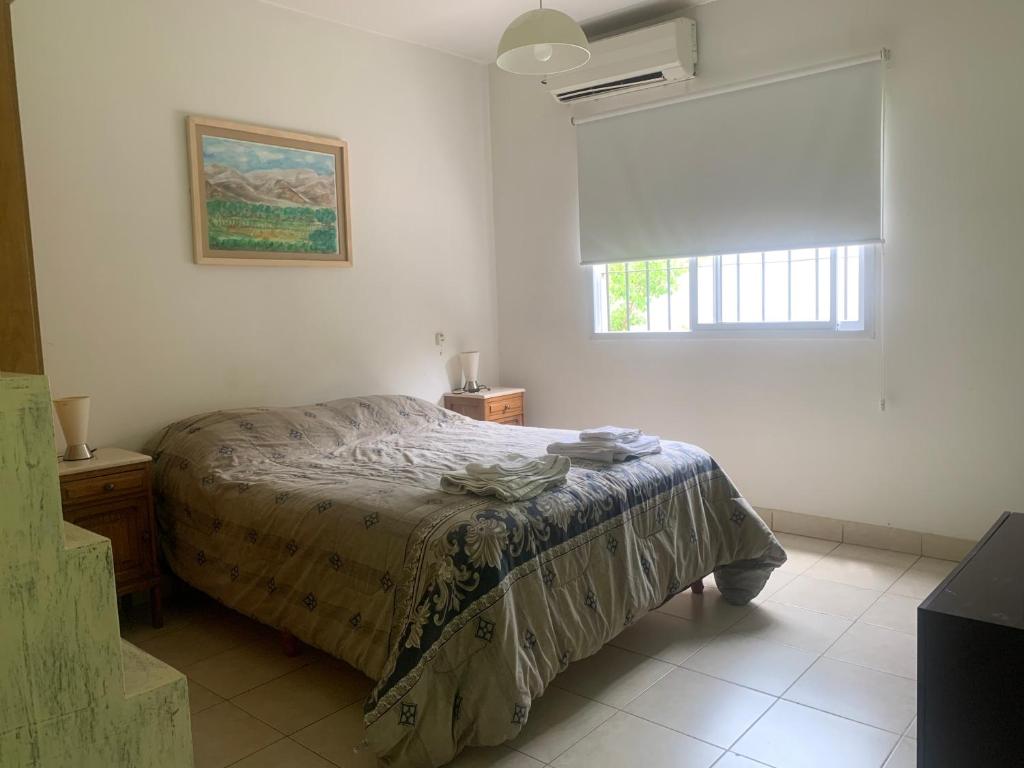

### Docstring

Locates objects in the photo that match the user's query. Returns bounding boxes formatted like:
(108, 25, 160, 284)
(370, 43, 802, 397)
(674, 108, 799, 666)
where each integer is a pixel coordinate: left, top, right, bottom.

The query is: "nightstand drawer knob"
(103, 482, 116, 492)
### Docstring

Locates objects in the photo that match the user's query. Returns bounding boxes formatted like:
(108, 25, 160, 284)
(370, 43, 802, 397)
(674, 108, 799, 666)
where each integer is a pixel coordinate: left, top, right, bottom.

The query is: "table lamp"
(54, 395, 93, 461)
(460, 351, 482, 393)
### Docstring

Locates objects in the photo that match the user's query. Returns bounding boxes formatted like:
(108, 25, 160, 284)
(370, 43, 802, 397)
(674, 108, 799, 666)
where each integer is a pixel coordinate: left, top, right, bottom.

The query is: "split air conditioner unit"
(545, 18, 697, 104)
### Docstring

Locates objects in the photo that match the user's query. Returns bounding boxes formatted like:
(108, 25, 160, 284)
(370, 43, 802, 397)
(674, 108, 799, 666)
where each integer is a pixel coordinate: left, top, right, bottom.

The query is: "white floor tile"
(682, 634, 817, 696)
(806, 545, 916, 591)
(658, 585, 752, 634)
(625, 668, 774, 748)
(229, 738, 334, 768)
(861, 594, 919, 635)
(905, 716, 917, 738)
(188, 679, 223, 715)
(773, 533, 839, 575)
(770, 575, 881, 620)
(185, 635, 313, 699)
(726, 601, 852, 653)
(887, 558, 956, 600)
(784, 657, 917, 733)
(826, 622, 917, 680)
(292, 701, 377, 768)
(508, 686, 615, 763)
(610, 611, 717, 665)
(713, 754, 766, 768)
(232, 659, 372, 734)
(190, 701, 282, 768)
(450, 746, 546, 767)
(552, 711, 722, 768)
(751, 569, 798, 603)
(734, 700, 898, 768)
(553, 644, 674, 708)
(884, 737, 917, 768)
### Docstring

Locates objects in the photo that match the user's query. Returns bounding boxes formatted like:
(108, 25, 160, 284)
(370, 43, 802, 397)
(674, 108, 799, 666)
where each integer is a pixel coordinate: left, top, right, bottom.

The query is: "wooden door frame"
(1, 0, 44, 375)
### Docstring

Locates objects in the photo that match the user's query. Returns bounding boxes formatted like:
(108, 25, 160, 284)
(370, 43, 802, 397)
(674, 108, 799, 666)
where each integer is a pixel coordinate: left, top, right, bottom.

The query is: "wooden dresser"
(58, 448, 163, 627)
(444, 387, 525, 426)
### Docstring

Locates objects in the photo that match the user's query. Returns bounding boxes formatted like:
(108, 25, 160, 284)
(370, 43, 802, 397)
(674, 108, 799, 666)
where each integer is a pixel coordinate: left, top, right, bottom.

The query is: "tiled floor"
(120, 533, 950, 768)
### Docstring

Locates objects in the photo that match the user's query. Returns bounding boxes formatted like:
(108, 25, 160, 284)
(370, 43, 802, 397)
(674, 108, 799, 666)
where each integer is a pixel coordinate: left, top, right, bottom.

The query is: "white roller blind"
(577, 60, 883, 265)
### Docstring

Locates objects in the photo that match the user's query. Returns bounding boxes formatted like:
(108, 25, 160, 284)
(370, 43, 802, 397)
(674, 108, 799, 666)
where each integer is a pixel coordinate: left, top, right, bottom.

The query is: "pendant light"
(496, 1, 590, 76)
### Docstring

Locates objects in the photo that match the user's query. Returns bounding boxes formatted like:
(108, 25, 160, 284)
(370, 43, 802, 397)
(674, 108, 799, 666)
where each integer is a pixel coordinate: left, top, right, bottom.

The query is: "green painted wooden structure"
(0, 373, 193, 766)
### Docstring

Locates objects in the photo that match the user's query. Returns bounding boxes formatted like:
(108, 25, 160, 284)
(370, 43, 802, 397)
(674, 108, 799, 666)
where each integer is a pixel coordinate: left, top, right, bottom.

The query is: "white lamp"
(459, 351, 482, 393)
(496, 1, 590, 76)
(54, 396, 93, 461)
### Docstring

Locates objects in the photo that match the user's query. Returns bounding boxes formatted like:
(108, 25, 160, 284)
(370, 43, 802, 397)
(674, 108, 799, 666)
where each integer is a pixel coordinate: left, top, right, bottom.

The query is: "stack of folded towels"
(546, 426, 661, 463)
(440, 453, 570, 502)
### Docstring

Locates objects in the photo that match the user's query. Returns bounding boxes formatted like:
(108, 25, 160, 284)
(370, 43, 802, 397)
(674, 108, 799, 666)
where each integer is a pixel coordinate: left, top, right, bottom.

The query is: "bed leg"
(688, 579, 705, 595)
(280, 631, 300, 657)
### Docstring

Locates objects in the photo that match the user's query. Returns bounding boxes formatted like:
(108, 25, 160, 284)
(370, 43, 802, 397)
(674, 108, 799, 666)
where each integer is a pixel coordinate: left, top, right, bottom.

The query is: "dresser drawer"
(493, 414, 524, 426)
(61, 467, 147, 505)
(485, 395, 523, 420)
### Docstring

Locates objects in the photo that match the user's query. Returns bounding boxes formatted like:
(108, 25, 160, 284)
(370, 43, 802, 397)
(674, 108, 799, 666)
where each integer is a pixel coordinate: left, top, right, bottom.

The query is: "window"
(592, 245, 871, 335)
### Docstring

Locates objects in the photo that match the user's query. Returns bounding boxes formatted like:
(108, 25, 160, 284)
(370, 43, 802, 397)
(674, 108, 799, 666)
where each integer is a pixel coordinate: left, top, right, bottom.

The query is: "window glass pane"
(790, 248, 817, 321)
(627, 262, 649, 331)
(738, 252, 763, 322)
(648, 260, 670, 331)
(817, 248, 831, 321)
(843, 246, 861, 322)
(697, 256, 714, 325)
(593, 246, 865, 334)
(721, 254, 738, 323)
(669, 261, 690, 331)
(594, 265, 608, 332)
(607, 263, 628, 332)
(763, 250, 789, 322)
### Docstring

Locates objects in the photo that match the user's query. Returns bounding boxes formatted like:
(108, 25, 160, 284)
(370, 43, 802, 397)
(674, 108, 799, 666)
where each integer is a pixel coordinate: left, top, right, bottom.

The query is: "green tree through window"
(606, 259, 688, 331)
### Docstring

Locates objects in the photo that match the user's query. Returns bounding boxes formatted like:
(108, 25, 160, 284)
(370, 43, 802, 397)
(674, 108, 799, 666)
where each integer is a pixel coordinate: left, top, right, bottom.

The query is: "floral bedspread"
(145, 395, 786, 767)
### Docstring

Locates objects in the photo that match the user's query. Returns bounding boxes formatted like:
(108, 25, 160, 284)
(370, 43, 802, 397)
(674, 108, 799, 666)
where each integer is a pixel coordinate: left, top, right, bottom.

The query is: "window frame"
(590, 245, 878, 340)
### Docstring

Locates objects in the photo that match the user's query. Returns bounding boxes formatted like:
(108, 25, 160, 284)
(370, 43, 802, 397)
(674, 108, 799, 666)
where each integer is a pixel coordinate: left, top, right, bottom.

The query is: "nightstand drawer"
(61, 467, 146, 505)
(485, 395, 523, 420)
(493, 414, 524, 426)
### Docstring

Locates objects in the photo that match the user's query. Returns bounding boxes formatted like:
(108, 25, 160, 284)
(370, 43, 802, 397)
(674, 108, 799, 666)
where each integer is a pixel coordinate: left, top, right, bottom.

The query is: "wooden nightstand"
(58, 448, 163, 627)
(444, 387, 526, 426)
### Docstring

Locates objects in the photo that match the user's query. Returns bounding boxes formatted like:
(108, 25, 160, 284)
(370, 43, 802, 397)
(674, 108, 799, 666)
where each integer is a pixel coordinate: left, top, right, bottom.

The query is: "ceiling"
(259, 0, 713, 64)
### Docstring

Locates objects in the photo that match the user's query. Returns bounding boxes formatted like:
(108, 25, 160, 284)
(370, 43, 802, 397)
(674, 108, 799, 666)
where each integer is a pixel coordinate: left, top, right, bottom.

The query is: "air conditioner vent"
(555, 71, 667, 103)
(545, 18, 696, 105)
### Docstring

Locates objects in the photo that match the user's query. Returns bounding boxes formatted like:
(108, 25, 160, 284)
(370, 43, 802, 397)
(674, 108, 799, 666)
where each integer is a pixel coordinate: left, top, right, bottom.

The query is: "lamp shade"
(54, 396, 92, 461)
(459, 351, 480, 384)
(496, 7, 590, 76)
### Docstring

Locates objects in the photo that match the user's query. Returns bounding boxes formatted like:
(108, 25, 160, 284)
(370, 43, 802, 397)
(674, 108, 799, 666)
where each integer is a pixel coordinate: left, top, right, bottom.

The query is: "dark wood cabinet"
(918, 511, 1024, 767)
(58, 449, 163, 627)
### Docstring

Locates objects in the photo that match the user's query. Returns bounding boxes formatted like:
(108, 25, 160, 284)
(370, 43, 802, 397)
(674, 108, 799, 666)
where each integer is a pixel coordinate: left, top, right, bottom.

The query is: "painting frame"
(186, 115, 352, 267)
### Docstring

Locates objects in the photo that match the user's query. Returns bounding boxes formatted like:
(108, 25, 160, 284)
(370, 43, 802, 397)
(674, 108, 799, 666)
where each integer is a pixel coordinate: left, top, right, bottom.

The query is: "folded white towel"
(580, 426, 643, 443)
(440, 454, 570, 502)
(547, 434, 662, 463)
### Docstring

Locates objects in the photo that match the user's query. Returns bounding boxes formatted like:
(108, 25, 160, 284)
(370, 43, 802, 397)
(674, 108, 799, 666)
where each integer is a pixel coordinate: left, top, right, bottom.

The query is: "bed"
(145, 395, 786, 767)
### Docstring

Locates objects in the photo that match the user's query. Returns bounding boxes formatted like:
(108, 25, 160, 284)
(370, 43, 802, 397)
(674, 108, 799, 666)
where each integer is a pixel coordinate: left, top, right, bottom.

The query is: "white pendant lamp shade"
(496, 5, 590, 76)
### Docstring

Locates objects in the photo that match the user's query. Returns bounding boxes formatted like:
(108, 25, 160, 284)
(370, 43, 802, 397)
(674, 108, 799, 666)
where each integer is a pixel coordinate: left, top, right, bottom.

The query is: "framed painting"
(186, 116, 352, 266)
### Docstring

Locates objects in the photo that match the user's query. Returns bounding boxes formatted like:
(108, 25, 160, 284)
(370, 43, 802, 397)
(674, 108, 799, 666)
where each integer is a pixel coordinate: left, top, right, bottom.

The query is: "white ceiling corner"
(257, 0, 714, 64)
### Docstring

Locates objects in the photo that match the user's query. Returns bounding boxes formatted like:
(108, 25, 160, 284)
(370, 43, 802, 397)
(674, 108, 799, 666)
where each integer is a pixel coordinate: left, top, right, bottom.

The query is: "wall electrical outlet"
(434, 332, 446, 356)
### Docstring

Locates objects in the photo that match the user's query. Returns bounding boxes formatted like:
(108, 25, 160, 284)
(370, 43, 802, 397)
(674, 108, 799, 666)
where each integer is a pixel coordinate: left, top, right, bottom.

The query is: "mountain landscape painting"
(188, 117, 351, 266)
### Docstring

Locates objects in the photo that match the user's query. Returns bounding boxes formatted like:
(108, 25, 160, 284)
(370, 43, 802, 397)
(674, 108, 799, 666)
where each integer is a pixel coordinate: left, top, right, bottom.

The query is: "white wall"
(13, 0, 498, 450)
(491, 0, 1024, 540)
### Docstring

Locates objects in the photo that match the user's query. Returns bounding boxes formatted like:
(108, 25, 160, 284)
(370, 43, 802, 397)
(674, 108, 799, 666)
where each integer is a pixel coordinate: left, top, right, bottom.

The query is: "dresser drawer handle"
(103, 482, 116, 492)
(503, 404, 510, 412)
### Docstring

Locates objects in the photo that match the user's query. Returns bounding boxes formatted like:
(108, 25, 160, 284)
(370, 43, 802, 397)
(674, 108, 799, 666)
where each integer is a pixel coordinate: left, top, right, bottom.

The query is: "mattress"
(145, 394, 786, 767)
